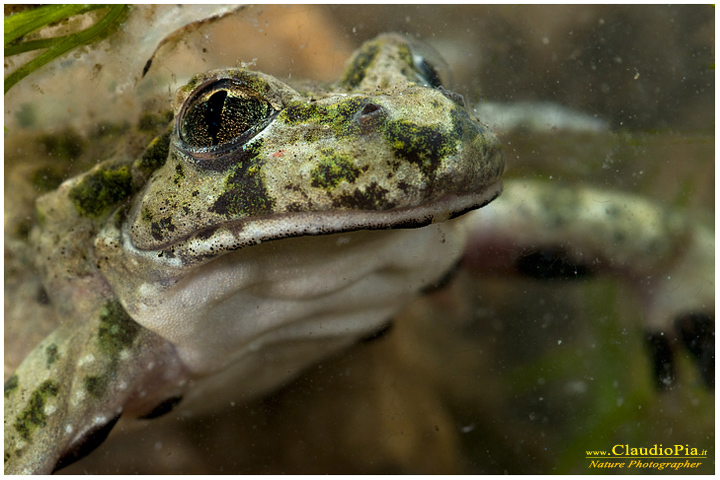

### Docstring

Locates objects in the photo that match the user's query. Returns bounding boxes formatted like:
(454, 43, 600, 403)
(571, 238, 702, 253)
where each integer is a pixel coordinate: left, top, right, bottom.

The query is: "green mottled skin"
(5, 299, 183, 474)
(310, 150, 362, 190)
(68, 164, 134, 219)
(134, 130, 172, 176)
(13, 381, 59, 442)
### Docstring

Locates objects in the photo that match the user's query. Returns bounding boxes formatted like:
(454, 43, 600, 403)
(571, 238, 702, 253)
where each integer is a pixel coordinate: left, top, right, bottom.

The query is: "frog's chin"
(107, 212, 473, 382)
(122, 180, 503, 269)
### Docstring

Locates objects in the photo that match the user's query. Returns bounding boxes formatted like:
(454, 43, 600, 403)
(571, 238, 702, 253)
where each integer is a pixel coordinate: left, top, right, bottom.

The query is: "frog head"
(94, 33, 504, 376)
(125, 33, 503, 260)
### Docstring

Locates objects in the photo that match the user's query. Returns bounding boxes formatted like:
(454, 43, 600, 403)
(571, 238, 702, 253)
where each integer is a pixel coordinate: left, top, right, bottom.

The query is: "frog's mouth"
(120, 181, 502, 269)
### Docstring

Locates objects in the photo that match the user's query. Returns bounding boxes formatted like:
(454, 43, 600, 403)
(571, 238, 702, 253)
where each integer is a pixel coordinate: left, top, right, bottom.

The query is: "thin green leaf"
(5, 37, 64, 56)
(5, 5, 129, 94)
(4, 4, 101, 47)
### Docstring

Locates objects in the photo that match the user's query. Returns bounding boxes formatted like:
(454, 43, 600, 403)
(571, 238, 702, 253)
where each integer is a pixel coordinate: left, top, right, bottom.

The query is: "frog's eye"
(407, 42, 452, 89)
(179, 79, 277, 150)
(408, 43, 465, 106)
(413, 54, 443, 88)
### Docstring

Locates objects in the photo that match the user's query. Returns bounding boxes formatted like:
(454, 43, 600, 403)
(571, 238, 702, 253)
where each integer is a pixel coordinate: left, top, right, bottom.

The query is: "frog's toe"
(139, 395, 184, 420)
(52, 413, 122, 473)
(676, 313, 715, 389)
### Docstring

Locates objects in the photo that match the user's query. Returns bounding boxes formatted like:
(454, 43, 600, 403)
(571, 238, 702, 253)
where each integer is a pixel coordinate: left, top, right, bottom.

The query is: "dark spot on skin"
(676, 313, 715, 389)
(302, 130, 319, 143)
(134, 130, 171, 176)
(141, 207, 153, 222)
(97, 300, 141, 359)
(209, 141, 275, 218)
(150, 216, 176, 242)
(13, 380, 59, 441)
(287, 202, 305, 213)
(396, 181, 412, 194)
(332, 182, 396, 210)
(383, 120, 455, 178)
(139, 395, 184, 420)
(4, 374, 19, 398)
(360, 322, 394, 343)
(515, 248, 592, 280)
(157, 248, 176, 259)
(646, 332, 675, 391)
(83, 375, 108, 398)
(311, 151, 361, 190)
(341, 43, 380, 88)
(52, 412, 122, 473)
(174, 163, 185, 184)
(68, 164, 134, 219)
(45, 344, 59, 368)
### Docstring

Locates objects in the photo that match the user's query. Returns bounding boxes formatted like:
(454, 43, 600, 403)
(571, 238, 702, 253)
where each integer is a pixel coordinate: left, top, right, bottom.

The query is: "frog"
(3, 33, 714, 474)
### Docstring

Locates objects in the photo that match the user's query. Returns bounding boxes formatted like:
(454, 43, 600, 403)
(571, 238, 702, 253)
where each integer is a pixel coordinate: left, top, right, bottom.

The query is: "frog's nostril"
(360, 102, 383, 117)
(358, 102, 386, 131)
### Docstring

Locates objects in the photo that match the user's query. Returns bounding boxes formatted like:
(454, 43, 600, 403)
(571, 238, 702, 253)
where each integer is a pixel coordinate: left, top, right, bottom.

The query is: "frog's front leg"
(462, 179, 714, 389)
(4, 299, 186, 474)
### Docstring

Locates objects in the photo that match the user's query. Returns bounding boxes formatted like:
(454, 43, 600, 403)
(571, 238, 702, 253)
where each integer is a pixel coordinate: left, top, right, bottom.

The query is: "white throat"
(113, 219, 468, 401)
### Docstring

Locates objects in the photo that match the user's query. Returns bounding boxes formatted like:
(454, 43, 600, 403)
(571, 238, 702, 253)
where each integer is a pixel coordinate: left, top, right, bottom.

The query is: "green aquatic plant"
(4, 4, 128, 94)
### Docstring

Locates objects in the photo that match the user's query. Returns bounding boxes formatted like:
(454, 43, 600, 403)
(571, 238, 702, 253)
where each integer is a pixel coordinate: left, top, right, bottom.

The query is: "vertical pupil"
(181, 83, 274, 149)
(205, 90, 228, 145)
